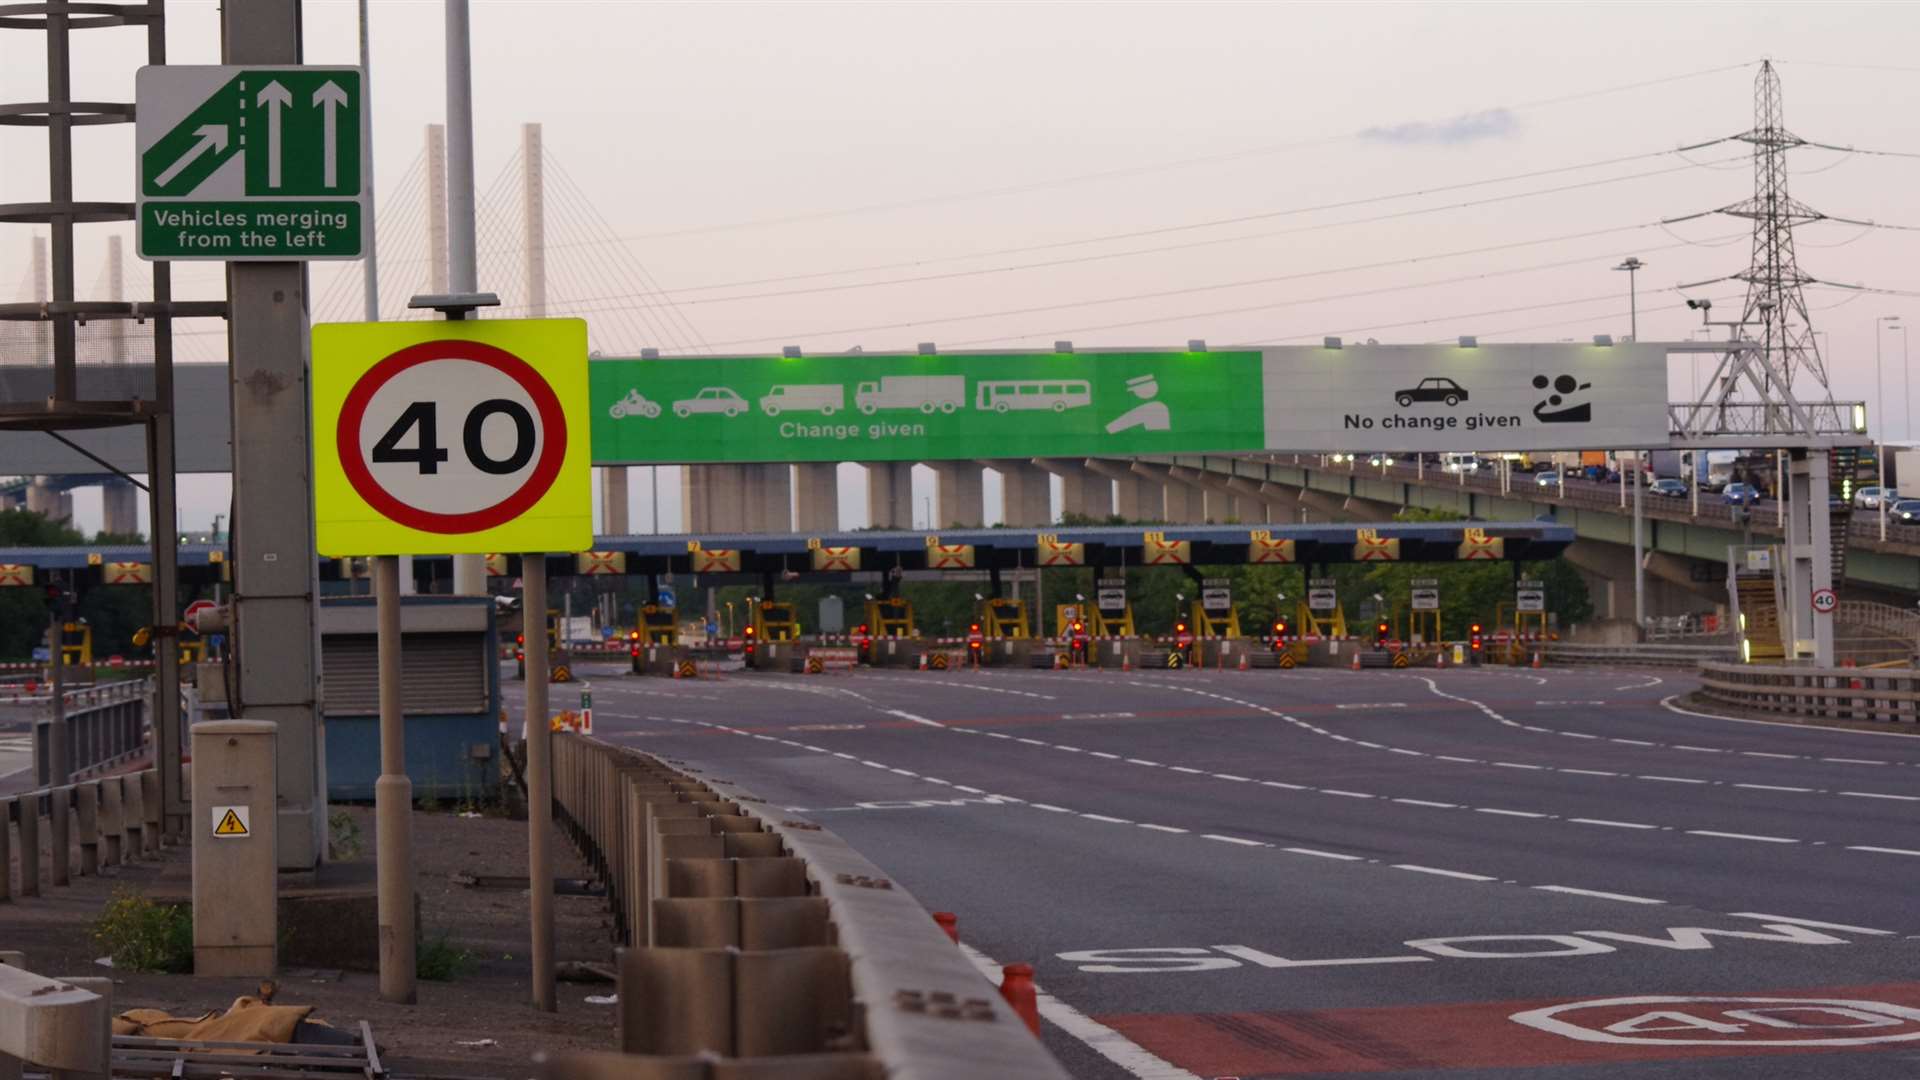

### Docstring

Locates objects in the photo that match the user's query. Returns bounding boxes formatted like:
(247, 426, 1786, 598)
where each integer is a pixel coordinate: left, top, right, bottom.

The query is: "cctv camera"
(1686, 298, 1712, 311)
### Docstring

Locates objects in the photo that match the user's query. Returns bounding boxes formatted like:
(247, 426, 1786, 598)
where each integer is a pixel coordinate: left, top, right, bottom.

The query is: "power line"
(621, 60, 1759, 241)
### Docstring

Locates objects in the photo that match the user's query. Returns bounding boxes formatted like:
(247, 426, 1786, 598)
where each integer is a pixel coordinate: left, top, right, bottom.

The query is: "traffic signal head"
(744, 624, 756, 636)
(516, 633, 525, 646)
(970, 623, 981, 634)
(1175, 621, 1188, 634)
(1273, 619, 1287, 636)
(1071, 621, 1084, 633)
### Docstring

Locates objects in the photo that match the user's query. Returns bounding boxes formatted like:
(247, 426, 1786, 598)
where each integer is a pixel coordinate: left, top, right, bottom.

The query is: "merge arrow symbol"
(255, 80, 293, 188)
(311, 80, 350, 189)
(153, 124, 230, 189)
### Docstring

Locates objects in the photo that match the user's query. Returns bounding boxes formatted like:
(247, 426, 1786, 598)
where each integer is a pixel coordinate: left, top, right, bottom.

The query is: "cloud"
(1360, 107, 1520, 146)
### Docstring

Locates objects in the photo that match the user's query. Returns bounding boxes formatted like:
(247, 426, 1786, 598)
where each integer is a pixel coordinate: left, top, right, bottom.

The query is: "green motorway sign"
(590, 351, 1265, 463)
(135, 65, 365, 261)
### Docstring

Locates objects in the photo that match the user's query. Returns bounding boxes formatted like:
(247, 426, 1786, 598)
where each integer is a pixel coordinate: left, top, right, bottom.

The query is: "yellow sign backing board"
(312, 320, 590, 556)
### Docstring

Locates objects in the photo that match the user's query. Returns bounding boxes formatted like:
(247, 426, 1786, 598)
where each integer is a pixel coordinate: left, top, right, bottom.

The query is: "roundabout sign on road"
(313, 320, 590, 556)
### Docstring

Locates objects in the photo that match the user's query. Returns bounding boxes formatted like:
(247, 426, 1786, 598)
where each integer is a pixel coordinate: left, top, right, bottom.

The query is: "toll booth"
(318, 595, 501, 801)
(751, 600, 802, 642)
(977, 597, 1030, 639)
(514, 609, 573, 683)
(636, 603, 678, 645)
(1091, 577, 1135, 638)
(1408, 579, 1442, 647)
(864, 596, 917, 639)
(1502, 579, 1549, 664)
(1300, 578, 1347, 642)
(1192, 578, 1241, 638)
(60, 620, 91, 667)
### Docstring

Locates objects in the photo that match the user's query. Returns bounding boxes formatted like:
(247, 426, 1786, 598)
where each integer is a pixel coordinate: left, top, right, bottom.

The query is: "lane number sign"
(312, 320, 590, 556)
(1812, 588, 1838, 615)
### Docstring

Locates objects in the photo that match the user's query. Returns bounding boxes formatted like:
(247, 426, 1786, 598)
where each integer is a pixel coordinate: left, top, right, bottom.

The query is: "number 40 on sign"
(311, 320, 592, 556)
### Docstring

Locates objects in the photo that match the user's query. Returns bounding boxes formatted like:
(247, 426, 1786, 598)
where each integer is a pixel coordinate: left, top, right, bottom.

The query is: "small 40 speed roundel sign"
(313, 320, 590, 557)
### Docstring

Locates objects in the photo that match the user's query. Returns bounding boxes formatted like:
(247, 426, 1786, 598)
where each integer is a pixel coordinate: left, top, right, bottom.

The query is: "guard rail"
(2, 767, 166, 899)
(547, 733, 1070, 1079)
(33, 678, 152, 787)
(1696, 661, 1920, 725)
(1543, 642, 1739, 668)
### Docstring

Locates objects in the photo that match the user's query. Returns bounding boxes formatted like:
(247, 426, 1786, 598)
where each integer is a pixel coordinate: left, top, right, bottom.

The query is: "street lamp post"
(1614, 257, 1646, 341)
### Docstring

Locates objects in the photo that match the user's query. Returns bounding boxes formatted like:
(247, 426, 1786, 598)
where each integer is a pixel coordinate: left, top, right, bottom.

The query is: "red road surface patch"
(1098, 982, 1920, 1075)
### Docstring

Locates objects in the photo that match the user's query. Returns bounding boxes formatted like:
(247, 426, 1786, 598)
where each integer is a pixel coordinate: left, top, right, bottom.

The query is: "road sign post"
(136, 64, 366, 260)
(313, 316, 587, 1010)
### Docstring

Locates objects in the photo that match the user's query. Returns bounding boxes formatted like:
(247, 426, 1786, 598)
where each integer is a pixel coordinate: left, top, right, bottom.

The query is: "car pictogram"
(1396, 377, 1469, 407)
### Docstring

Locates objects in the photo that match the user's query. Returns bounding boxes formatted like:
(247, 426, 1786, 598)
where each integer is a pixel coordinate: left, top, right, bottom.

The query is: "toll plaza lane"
(517, 662, 1920, 1079)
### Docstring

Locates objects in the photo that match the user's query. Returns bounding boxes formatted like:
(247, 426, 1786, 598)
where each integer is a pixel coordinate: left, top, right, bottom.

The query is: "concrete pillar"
(684, 465, 790, 533)
(750, 464, 792, 533)
(101, 480, 139, 537)
(522, 123, 545, 317)
(600, 467, 629, 535)
(1052, 462, 1113, 521)
(680, 465, 725, 533)
(107, 235, 127, 362)
(793, 463, 839, 532)
(25, 478, 60, 519)
(426, 124, 448, 294)
(1114, 474, 1164, 522)
(933, 463, 984, 528)
(866, 461, 914, 529)
(993, 462, 1053, 526)
(1164, 478, 1206, 523)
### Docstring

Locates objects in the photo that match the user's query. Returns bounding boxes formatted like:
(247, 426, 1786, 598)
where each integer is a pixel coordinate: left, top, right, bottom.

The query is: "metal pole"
(523, 553, 555, 1011)
(47, 614, 67, 784)
(1881, 445, 1888, 541)
(357, 0, 413, 597)
(445, 0, 487, 595)
(373, 556, 416, 1002)
(1632, 454, 1645, 632)
(146, 0, 182, 835)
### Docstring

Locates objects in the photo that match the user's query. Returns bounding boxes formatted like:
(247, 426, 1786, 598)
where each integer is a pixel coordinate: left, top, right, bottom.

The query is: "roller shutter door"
(322, 633, 488, 717)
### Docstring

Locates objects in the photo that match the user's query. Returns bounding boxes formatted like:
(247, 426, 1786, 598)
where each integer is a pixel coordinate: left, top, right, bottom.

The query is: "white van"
(1441, 452, 1480, 473)
(759, 384, 845, 417)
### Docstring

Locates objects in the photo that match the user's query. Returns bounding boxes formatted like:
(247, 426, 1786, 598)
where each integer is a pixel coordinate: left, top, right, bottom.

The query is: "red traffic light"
(515, 633, 524, 646)
(744, 625, 757, 637)
(970, 623, 981, 633)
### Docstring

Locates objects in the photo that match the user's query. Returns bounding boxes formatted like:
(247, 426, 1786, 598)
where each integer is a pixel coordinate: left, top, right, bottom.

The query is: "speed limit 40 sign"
(312, 320, 591, 556)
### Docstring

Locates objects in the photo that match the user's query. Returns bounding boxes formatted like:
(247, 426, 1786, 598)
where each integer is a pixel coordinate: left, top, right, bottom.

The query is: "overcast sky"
(5, 1, 1920, 534)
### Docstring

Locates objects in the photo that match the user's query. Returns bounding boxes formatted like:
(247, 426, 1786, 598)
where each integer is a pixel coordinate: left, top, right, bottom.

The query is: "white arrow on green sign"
(135, 65, 366, 261)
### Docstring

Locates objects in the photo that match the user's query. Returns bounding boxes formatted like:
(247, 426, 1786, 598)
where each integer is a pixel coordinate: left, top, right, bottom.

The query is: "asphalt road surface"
(511, 660, 1920, 1079)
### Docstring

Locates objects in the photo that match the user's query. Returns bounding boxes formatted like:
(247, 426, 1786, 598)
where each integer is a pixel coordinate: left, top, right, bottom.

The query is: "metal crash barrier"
(1696, 660, 1920, 725)
(1543, 642, 1739, 668)
(34, 678, 152, 788)
(549, 734, 1070, 1080)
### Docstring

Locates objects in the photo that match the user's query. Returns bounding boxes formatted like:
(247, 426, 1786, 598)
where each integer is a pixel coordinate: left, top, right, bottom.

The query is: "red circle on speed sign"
(1812, 587, 1838, 614)
(335, 339, 568, 534)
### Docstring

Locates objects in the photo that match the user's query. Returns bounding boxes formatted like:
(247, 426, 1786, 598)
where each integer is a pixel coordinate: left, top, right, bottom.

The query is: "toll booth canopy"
(319, 596, 500, 800)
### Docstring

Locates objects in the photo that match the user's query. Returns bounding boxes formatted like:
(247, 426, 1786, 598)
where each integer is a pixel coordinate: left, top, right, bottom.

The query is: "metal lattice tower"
(1676, 60, 1860, 444)
(1727, 60, 1827, 393)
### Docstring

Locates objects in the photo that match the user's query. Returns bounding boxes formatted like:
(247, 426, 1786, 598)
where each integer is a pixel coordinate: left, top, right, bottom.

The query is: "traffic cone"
(1121, 651, 1132, 672)
(1350, 649, 1362, 671)
(1530, 650, 1542, 670)
(1435, 648, 1445, 669)
(999, 963, 1041, 1037)
(918, 653, 929, 671)
(1237, 650, 1249, 672)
